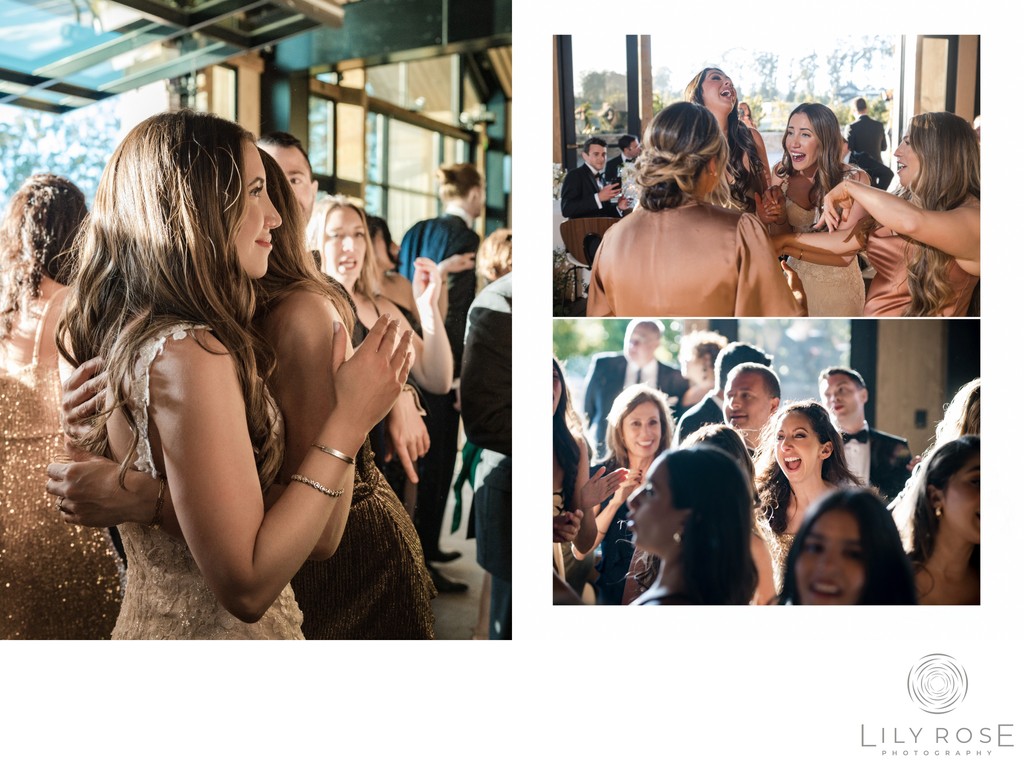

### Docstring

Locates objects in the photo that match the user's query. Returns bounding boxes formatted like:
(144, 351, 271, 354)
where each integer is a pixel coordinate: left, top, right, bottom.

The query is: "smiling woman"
(778, 488, 917, 605)
(754, 400, 860, 590)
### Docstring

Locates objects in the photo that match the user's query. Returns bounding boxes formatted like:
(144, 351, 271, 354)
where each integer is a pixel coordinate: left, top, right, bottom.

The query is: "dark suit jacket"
(583, 353, 688, 451)
(867, 426, 913, 503)
(398, 214, 479, 370)
(461, 273, 512, 582)
(672, 392, 724, 447)
(560, 164, 622, 220)
(847, 115, 887, 162)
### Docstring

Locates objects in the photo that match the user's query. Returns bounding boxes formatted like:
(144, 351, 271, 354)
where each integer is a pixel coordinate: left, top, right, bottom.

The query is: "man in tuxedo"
(603, 134, 640, 185)
(724, 363, 781, 453)
(583, 318, 687, 454)
(673, 341, 773, 446)
(819, 366, 912, 502)
(560, 137, 632, 220)
(847, 97, 894, 190)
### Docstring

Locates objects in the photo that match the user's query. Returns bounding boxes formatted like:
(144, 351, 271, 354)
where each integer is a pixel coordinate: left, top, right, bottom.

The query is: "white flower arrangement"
(553, 163, 567, 200)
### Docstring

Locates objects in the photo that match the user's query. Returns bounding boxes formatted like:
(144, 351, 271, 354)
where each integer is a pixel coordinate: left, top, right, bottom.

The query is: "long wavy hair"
(755, 400, 859, 535)
(935, 377, 980, 445)
(602, 384, 673, 468)
(1, 174, 87, 340)
(255, 149, 353, 333)
(57, 111, 281, 489)
(896, 112, 981, 316)
(655, 446, 758, 604)
(778, 488, 918, 605)
(635, 101, 730, 211)
(908, 435, 980, 571)
(684, 67, 766, 210)
(774, 103, 848, 214)
(308, 195, 381, 300)
(553, 358, 586, 502)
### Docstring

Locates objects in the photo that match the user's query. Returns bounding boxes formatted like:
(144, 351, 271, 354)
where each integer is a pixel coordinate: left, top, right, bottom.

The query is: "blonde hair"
(636, 101, 730, 211)
(308, 195, 381, 300)
(899, 112, 981, 316)
(477, 228, 512, 284)
(58, 111, 281, 489)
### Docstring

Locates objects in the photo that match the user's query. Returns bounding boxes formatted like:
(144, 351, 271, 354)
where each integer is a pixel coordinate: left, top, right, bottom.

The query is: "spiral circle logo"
(907, 654, 968, 714)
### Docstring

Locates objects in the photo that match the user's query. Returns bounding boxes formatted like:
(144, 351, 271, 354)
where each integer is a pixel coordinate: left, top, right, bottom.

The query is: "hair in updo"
(636, 102, 730, 212)
(437, 163, 482, 202)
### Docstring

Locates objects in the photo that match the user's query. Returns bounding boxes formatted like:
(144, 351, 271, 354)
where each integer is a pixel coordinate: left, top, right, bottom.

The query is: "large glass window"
(308, 95, 335, 176)
(571, 34, 629, 139)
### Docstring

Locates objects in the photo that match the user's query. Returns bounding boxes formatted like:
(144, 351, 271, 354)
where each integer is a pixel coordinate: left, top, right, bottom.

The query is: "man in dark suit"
(461, 272, 512, 639)
(819, 366, 912, 503)
(603, 134, 640, 185)
(398, 164, 481, 584)
(583, 318, 687, 454)
(560, 137, 632, 220)
(673, 341, 773, 446)
(847, 97, 894, 190)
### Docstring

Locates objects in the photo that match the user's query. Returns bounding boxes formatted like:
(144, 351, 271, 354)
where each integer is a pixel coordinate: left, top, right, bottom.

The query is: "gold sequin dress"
(112, 325, 304, 639)
(1, 290, 122, 639)
(290, 439, 436, 639)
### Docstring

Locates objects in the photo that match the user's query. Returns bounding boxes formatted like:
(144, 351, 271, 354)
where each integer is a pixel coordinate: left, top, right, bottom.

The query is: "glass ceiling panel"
(0, 0, 323, 112)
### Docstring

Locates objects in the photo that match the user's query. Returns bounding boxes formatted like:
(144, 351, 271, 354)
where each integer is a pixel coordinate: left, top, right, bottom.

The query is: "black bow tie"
(842, 429, 869, 444)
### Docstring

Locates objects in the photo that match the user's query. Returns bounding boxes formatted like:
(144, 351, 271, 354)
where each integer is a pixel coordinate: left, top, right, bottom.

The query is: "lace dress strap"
(130, 323, 209, 477)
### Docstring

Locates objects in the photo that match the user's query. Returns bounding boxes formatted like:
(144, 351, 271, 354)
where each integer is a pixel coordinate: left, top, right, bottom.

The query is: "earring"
(672, 531, 682, 544)
(934, 505, 943, 518)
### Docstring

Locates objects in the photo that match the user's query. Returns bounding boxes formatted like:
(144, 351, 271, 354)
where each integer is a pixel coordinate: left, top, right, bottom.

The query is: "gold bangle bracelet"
(314, 442, 356, 465)
(150, 476, 166, 528)
(291, 474, 345, 498)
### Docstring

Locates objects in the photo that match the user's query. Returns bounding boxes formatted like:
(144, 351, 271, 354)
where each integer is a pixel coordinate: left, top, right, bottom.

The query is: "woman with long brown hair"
(775, 111, 979, 316)
(764, 103, 870, 316)
(755, 400, 859, 591)
(1, 174, 122, 639)
(53, 111, 411, 638)
(684, 67, 771, 212)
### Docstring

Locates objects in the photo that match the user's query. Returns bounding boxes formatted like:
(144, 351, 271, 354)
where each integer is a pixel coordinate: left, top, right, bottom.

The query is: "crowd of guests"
(553, 322, 980, 606)
(0, 110, 512, 639)
(560, 66, 980, 319)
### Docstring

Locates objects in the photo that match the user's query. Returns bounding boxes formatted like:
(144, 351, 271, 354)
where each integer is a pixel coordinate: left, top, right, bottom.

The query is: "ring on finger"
(57, 496, 65, 512)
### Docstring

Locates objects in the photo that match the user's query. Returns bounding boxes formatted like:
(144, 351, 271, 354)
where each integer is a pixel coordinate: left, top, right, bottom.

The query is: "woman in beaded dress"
(54, 111, 411, 639)
(774, 112, 980, 317)
(754, 401, 859, 593)
(0, 174, 122, 639)
(761, 103, 869, 316)
(50, 144, 434, 639)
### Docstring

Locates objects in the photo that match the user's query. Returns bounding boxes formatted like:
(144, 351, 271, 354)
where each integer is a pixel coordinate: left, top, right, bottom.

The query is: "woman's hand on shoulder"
(60, 356, 107, 458)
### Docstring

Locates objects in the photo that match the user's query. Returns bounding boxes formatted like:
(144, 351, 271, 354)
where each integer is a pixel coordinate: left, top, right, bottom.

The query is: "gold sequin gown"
(0, 290, 122, 639)
(112, 325, 304, 639)
(290, 439, 437, 639)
